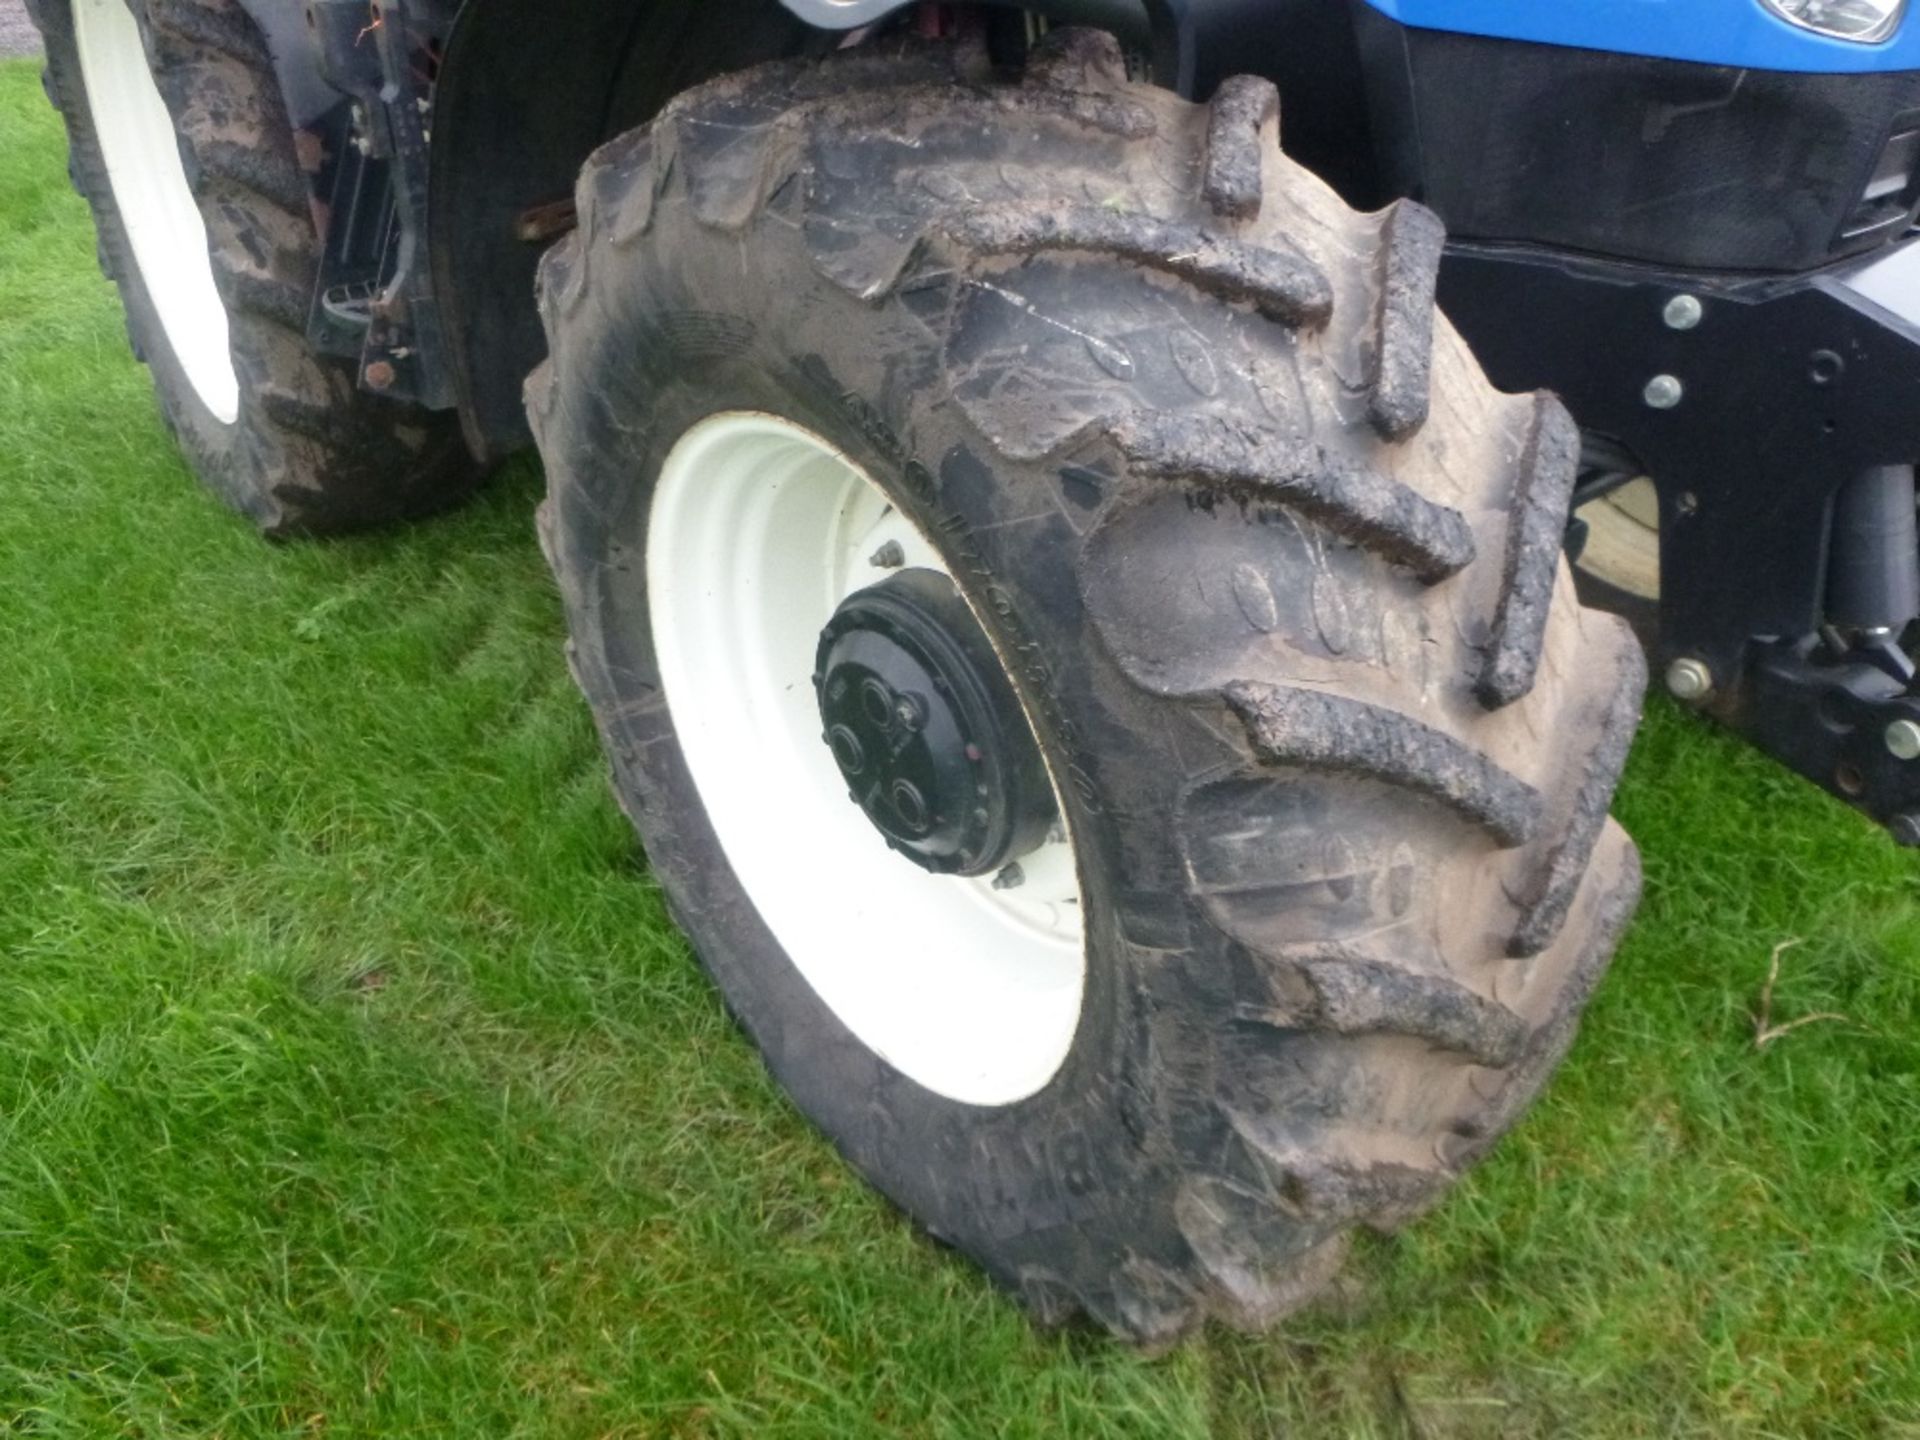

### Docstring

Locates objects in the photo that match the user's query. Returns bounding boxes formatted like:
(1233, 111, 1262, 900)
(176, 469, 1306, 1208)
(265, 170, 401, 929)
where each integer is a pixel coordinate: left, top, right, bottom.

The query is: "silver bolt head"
(1665, 657, 1713, 702)
(1644, 374, 1685, 410)
(1886, 719, 1920, 760)
(1663, 294, 1704, 330)
(1890, 814, 1920, 847)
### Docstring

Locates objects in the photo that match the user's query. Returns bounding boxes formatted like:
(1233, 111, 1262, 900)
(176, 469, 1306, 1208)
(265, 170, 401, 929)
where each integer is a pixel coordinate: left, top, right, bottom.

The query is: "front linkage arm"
(302, 0, 458, 409)
(233, 0, 459, 410)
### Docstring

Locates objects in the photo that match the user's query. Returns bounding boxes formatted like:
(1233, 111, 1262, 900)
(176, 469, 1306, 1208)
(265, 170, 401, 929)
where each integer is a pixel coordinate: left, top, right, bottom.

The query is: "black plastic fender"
(233, 0, 340, 127)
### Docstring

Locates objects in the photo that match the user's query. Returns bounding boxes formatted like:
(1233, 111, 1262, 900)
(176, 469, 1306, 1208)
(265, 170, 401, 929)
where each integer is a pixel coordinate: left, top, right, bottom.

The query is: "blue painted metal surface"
(1362, 0, 1920, 73)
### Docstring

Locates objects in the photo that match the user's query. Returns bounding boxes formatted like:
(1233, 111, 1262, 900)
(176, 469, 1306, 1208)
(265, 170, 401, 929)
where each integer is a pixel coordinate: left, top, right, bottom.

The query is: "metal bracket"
(1439, 238, 1920, 836)
(301, 0, 457, 409)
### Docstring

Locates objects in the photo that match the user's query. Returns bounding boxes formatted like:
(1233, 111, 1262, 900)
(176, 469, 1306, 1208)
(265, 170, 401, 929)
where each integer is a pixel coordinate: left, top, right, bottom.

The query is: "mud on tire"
(531, 31, 1647, 1345)
(30, 0, 482, 535)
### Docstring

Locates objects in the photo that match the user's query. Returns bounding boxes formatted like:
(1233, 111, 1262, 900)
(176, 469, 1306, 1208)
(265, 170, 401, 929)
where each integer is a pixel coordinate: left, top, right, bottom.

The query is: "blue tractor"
(27, 0, 1920, 1342)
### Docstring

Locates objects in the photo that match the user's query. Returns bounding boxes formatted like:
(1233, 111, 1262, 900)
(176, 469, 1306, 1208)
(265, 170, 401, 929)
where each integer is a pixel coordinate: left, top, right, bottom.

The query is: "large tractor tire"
(531, 31, 1647, 1345)
(30, 0, 481, 535)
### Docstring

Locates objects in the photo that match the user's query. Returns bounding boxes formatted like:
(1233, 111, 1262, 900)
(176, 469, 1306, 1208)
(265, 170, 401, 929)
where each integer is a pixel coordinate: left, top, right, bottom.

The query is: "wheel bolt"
(1886, 719, 1920, 760)
(1643, 374, 1684, 410)
(860, 678, 895, 726)
(891, 781, 930, 833)
(828, 725, 866, 776)
(1665, 657, 1713, 702)
(1663, 294, 1703, 331)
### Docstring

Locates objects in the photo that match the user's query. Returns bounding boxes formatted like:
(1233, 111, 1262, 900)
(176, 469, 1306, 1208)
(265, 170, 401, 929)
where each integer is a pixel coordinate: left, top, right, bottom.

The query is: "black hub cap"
(814, 568, 1055, 877)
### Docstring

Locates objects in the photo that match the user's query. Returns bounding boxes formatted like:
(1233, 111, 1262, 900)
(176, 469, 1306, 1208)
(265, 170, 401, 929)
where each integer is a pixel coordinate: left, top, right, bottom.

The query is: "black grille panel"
(1356, 11, 1920, 272)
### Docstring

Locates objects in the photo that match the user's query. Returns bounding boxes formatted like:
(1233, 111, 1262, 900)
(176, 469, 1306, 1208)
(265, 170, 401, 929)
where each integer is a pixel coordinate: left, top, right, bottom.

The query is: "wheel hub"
(815, 569, 1055, 877)
(648, 413, 1083, 1104)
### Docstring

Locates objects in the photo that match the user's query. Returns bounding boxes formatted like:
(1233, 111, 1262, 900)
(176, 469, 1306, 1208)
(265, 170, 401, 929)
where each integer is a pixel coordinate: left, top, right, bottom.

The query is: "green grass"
(2, 57, 1918, 1438)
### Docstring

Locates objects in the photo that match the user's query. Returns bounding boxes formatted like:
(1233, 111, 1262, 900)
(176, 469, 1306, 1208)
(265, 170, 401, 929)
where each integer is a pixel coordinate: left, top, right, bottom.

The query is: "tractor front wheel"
(531, 32, 1647, 1344)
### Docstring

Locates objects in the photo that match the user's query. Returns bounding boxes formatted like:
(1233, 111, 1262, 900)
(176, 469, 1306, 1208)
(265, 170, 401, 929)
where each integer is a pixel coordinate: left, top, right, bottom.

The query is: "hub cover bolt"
(1890, 814, 1920, 847)
(1665, 657, 1713, 702)
(1643, 374, 1684, 410)
(1886, 719, 1920, 760)
(1663, 294, 1703, 330)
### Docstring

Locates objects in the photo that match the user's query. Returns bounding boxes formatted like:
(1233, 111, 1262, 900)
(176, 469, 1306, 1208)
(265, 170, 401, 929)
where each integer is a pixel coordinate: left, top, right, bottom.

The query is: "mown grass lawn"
(3, 57, 1918, 1439)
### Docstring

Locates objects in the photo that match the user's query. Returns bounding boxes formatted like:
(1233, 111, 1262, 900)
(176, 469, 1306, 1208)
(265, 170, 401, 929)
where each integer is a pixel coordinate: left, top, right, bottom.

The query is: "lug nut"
(828, 725, 866, 777)
(1663, 294, 1703, 331)
(1665, 657, 1713, 702)
(1886, 719, 1920, 760)
(1889, 813, 1920, 847)
(891, 780, 929, 833)
(860, 679, 895, 727)
(1643, 374, 1684, 410)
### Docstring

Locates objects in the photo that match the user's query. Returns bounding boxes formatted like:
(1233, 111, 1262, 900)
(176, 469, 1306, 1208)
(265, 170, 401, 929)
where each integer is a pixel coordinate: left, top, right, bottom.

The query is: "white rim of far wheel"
(1574, 476, 1661, 602)
(649, 413, 1086, 1106)
(73, 0, 240, 425)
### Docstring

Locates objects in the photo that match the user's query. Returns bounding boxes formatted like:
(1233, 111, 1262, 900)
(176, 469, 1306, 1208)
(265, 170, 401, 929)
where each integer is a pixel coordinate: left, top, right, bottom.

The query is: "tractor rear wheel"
(30, 0, 481, 535)
(531, 32, 1647, 1345)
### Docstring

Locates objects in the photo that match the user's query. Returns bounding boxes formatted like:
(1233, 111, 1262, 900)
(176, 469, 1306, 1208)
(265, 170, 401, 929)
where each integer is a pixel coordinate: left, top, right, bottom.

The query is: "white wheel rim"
(1575, 476, 1661, 602)
(73, 0, 240, 425)
(649, 413, 1086, 1106)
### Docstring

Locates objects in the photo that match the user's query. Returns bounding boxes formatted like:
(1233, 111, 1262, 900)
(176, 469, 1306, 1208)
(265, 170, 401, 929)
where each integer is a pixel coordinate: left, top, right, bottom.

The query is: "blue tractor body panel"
(1362, 0, 1920, 73)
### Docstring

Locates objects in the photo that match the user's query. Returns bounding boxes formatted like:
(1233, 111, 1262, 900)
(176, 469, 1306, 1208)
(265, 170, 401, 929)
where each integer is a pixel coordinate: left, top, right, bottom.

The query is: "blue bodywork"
(1364, 0, 1920, 73)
